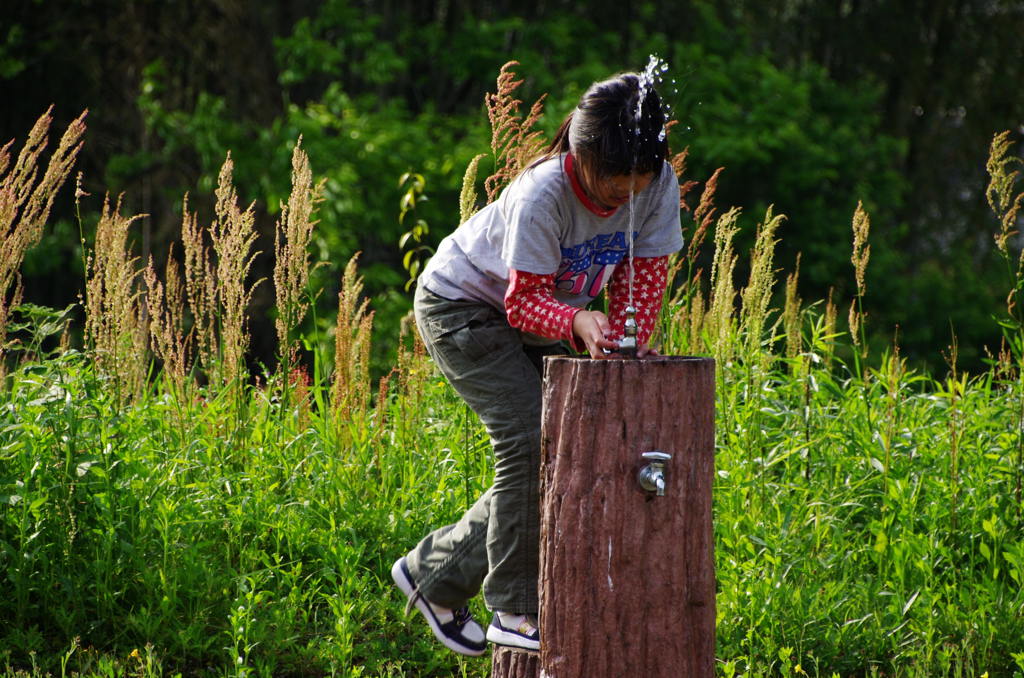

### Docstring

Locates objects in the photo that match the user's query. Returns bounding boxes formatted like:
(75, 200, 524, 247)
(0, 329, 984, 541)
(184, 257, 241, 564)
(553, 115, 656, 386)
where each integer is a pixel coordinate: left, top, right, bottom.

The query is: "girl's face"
(576, 161, 655, 210)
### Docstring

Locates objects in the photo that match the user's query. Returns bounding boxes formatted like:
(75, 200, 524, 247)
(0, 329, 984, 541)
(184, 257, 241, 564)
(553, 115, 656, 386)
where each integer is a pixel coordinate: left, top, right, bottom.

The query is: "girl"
(391, 70, 682, 654)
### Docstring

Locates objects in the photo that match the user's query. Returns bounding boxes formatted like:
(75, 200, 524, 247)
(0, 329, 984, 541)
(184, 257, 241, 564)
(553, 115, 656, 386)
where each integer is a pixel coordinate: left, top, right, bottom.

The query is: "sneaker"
(390, 557, 487, 656)
(486, 611, 540, 651)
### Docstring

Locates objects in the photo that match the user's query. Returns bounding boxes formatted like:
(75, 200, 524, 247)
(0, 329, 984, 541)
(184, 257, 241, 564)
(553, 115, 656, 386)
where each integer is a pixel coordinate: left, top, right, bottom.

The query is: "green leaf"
(400, 191, 415, 212)
(901, 590, 920, 617)
(982, 516, 998, 539)
(873, 529, 888, 553)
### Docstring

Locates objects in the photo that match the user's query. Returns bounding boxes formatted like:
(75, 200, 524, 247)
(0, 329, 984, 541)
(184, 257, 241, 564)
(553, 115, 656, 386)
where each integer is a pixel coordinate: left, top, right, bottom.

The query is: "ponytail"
(523, 112, 573, 172)
(546, 113, 574, 154)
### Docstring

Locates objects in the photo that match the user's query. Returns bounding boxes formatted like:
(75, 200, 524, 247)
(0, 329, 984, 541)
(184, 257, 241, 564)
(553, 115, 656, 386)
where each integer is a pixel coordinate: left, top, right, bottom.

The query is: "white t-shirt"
(421, 153, 683, 312)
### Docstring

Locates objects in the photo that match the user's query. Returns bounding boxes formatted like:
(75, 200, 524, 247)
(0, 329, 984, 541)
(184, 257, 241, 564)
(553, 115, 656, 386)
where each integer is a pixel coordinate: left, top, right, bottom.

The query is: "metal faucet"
(638, 451, 671, 497)
(617, 305, 638, 358)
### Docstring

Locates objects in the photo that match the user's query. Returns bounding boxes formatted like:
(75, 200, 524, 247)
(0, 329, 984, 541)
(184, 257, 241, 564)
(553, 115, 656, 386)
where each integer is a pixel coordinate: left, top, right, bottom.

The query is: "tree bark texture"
(491, 646, 539, 678)
(538, 356, 716, 678)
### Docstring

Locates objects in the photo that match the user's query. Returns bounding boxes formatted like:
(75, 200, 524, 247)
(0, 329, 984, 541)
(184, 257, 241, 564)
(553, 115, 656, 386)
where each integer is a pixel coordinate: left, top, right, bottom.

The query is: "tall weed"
(144, 245, 189, 396)
(707, 206, 742, 364)
(740, 206, 785, 369)
(985, 130, 1024, 517)
(181, 195, 218, 377)
(84, 195, 148, 400)
(332, 253, 374, 427)
(273, 139, 324, 374)
(484, 61, 547, 203)
(0, 108, 86, 370)
(209, 153, 261, 390)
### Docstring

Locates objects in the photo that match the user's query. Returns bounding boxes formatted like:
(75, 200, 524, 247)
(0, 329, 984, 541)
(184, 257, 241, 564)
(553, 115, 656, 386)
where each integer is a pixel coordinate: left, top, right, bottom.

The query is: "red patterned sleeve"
(606, 256, 669, 346)
(504, 270, 583, 351)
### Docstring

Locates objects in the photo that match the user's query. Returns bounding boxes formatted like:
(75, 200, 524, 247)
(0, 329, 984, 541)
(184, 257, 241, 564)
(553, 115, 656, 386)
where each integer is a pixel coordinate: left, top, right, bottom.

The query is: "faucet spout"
(654, 474, 666, 497)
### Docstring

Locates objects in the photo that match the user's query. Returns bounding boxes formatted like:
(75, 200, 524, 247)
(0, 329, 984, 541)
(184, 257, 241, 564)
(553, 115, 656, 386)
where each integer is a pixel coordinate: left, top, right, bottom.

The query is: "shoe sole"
(391, 558, 487, 657)
(486, 624, 540, 652)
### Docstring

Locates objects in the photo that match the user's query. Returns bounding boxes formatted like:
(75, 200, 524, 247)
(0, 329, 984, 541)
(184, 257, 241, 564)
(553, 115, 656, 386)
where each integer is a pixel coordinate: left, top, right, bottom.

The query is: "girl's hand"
(572, 310, 619, 358)
(637, 344, 661, 359)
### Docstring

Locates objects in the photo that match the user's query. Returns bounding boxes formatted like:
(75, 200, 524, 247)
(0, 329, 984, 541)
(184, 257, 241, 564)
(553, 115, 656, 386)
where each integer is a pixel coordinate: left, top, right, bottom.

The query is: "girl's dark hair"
(543, 72, 669, 178)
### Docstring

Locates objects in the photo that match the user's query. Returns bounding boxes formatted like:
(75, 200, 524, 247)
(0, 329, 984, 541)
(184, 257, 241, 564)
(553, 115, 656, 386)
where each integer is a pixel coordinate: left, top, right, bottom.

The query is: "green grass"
(1, 121, 1022, 676)
(0, 315, 1022, 677)
(0, 342, 494, 677)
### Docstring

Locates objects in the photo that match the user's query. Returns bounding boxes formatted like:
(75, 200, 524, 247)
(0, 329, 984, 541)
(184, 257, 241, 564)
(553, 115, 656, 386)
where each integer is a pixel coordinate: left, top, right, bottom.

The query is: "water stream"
(624, 55, 671, 336)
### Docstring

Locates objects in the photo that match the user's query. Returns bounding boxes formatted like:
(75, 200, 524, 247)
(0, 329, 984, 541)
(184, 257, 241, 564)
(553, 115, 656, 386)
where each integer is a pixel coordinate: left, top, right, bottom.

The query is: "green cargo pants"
(405, 285, 569, 615)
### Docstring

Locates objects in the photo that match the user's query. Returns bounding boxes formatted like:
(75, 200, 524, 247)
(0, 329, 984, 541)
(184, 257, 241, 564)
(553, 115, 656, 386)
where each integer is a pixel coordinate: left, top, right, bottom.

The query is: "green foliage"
(2, 281, 1023, 676)
(4, 303, 75, 361)
(397, 172, 432, 291)
(0, 344, 490, 676)
(0, 23, 26, 79)
(706, 359, 1023, 677)
(666, 41, 907, 298)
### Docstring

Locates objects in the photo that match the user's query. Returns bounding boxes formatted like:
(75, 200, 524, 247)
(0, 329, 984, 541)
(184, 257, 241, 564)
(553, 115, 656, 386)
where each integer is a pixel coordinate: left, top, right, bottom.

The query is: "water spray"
(616, 54, 670, 358)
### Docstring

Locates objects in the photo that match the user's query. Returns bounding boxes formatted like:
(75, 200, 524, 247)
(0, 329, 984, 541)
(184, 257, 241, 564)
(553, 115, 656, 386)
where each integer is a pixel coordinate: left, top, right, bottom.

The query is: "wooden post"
(537, 356, 715, 677)
(491, 647, 540, 677)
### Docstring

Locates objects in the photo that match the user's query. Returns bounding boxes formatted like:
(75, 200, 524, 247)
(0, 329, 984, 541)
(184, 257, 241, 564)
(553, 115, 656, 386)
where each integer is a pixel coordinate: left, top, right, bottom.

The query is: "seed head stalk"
(84, 194, 148, 403)
(273, 138, 324, 379)
(668, 149, 709, 318)
(985, 130, 1024, 515)
(0, 107, 87, 373)
(484, 61, 547, 203)
(850, 201, 871, 375)
(944, 333, 963, 530)
(210, 153, 262, 396)
(332, 253, 374, 434)
(741, 205, 785, 372)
